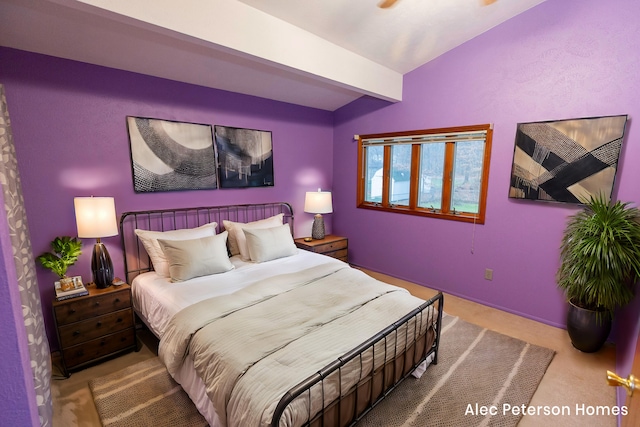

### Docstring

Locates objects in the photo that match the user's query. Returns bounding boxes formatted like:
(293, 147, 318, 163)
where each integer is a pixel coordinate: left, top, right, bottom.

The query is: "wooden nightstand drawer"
(62, 328, 136, 368)
(295, 235, 348, 262)
(310, 239, 347, 254)
(54, 288, 131, 325)
(58, 308, 134, 348)
(326, 248, 348, 261)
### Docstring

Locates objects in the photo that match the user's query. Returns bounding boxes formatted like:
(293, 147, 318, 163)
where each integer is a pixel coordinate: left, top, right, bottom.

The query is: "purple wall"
(0, 47, 334, 351)
(333, 0, 640, 413)
(2, 0, 640, 420)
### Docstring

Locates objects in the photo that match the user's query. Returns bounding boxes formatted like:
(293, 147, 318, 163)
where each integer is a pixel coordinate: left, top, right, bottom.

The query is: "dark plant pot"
(566, 300, 611, 353)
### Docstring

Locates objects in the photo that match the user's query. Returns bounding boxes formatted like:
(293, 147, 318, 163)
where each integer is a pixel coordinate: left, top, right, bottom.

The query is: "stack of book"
(55, 276, 88, 301)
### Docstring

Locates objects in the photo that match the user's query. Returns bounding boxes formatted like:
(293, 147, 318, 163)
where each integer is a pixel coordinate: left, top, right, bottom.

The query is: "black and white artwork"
(509, 115, 628, 204)
(214, 125, 274, 188)
(127, 116, 217, 193)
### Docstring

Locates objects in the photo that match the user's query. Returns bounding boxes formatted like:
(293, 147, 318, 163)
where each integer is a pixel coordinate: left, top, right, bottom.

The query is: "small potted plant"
(37, 236, 82, 291)
(557, 194, 640, 352)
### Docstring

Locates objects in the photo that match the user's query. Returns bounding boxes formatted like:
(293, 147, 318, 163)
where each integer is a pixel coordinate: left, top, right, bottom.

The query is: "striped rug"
(358, 314, 555, 426)
(90, 315, 554, 427)
(89, 357, 207, 427)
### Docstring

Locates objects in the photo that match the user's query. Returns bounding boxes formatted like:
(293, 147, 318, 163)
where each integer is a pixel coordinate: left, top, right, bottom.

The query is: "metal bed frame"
(119, 202, 443, 427)
(120, 202, 295, 284)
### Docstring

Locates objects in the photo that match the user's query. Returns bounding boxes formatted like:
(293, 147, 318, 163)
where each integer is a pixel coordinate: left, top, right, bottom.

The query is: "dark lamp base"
(92, 242, 114, 289)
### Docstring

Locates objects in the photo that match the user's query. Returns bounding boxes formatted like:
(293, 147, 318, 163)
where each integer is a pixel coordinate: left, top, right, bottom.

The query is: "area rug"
(90, 315, 554, 427)
(358, 314, 555, 426)
(89, 357, 207, 427)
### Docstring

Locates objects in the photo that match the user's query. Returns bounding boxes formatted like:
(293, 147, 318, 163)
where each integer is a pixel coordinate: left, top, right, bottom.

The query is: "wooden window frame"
(357, 124, 493, 224)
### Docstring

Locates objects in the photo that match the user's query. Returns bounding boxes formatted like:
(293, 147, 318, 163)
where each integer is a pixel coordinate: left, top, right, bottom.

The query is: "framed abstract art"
(214, 125, 274, 188)
(508, 115, 628, 204)
(127, 116, 217, 193)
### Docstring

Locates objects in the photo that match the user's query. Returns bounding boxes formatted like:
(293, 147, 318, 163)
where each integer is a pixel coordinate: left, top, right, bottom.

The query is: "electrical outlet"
(484, 268, 493, 281)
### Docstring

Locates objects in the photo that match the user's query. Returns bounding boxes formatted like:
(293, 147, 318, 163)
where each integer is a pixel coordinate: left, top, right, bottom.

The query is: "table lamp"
(304, 189, 333, 239)
(74, 197, 118, 288)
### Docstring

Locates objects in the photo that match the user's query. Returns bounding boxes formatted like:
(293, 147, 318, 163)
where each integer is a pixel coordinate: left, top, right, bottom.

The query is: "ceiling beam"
(49, 0, 403, 103)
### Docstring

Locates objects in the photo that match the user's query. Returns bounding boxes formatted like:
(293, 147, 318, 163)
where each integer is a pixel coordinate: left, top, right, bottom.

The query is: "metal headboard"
(119, 202, 294, 284)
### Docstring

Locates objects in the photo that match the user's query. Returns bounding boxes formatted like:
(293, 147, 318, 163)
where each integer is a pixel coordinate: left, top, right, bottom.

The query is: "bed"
(120, 202, 443, 427)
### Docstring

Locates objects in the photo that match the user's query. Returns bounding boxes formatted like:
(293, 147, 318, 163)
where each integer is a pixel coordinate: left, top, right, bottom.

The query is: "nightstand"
(295, 235, 348, 262)
(53, 282, 136, 377)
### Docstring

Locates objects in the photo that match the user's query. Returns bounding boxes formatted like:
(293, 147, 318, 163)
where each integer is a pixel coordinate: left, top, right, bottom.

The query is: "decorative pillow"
(158, 232, 233, 282)
(243, 224, 297, 263)
(223, 213, 284, 259)
(134, 222, 217, 277)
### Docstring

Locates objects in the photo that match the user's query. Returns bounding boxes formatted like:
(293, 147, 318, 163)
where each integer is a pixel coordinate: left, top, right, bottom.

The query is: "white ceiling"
(0, 0, 546, 111)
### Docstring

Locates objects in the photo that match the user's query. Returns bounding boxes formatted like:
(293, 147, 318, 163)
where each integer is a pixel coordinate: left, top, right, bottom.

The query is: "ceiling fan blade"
(378, 0, 399, 9)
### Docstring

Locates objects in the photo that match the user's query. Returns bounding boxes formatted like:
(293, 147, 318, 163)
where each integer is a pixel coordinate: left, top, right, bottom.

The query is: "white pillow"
(134, 222, 217, 277)
(223, 214, 284, 259)
(243, 224, 297, 263)
(158, 232, 234, 281)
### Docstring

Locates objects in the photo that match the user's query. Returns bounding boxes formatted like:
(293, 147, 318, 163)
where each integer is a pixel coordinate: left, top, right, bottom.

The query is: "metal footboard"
(271, 291, 444, 427)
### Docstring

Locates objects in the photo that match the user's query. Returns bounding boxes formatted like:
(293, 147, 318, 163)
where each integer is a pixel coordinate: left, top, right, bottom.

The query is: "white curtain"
(0, 84, 52, 426)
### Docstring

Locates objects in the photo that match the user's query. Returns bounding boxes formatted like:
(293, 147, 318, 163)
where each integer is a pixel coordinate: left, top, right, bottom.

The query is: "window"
(357, 124, 492, 223)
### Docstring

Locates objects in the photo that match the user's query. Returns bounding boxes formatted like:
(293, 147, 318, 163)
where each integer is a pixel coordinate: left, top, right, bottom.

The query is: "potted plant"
(557, 194, 640, 352)
(37, 236, 82, 291)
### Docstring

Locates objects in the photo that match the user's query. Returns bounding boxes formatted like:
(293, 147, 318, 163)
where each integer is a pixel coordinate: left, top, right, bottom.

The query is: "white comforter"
(157, 260, 428, 427)
(132, 250, 343, 338)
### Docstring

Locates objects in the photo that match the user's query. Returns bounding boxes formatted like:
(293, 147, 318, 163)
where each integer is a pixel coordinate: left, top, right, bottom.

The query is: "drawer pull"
(116, 318, 123, 323)
(115, 298, 121, 303)
(73, 330, 80, 336)
(94, 301, 100, 306)
(96, 322, 102, 327)
(69, 309, 76, 314)
(100, 340, 106, 346)
(121, 337, 127, 342)
(76, 350, 84, 357)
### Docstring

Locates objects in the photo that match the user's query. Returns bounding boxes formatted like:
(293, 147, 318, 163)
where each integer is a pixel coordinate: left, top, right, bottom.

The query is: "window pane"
(451, 140, 484, 214)
(390, 145, 411, 206)
(357, 124, 491, 223)
(364, 146, 384, 203)
(418, 143, 445, 210)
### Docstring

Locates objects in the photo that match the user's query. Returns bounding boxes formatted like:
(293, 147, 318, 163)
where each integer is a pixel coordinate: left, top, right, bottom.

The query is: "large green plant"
(557, 195, 640, 315)
(37, 236, 82, 279)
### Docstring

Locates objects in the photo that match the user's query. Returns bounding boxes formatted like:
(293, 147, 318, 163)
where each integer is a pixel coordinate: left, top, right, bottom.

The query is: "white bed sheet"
(131, 250, 347, 427)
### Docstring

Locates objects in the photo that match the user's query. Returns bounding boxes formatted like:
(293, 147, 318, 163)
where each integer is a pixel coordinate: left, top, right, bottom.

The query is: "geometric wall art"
(508, 115, 628, 204)
(126, 116, 217, 193)
(214, 125, 274, 188)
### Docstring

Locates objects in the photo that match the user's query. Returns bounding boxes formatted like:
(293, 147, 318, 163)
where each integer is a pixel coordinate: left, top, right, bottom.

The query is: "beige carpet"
(89, 315, 554, 427)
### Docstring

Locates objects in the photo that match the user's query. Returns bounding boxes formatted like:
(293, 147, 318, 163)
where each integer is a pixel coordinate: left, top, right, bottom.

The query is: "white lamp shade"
(304, 190, 333, 214)
(74, 197, 118, 238)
